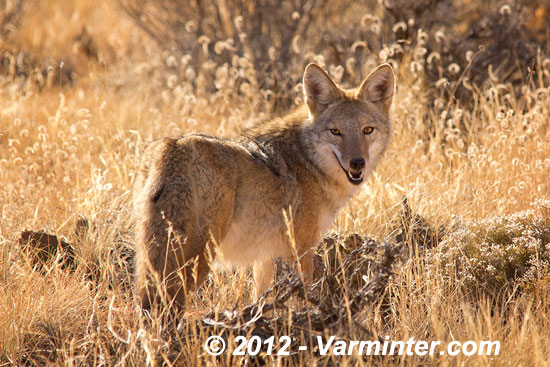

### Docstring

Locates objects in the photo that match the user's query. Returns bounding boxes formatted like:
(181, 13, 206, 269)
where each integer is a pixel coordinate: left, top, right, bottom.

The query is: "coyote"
(133, 63, 395, 310)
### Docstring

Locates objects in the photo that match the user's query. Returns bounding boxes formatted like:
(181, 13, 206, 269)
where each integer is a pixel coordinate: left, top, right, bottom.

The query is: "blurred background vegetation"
(2, 0, 549, 105)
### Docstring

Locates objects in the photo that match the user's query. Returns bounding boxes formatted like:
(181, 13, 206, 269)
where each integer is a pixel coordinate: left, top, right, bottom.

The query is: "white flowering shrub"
(428, 199, 550, 295)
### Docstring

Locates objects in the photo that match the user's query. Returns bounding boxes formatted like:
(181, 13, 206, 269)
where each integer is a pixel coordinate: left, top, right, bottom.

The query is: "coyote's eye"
(363, 126, 374, 135)
(329, 128, 341, 136)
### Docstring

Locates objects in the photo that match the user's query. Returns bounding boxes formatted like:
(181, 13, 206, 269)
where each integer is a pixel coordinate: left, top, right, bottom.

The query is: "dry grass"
(1, 0, 550, 365)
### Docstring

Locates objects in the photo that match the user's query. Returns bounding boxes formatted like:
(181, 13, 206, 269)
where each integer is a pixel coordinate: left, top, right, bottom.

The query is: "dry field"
(1, 0, 549, 365)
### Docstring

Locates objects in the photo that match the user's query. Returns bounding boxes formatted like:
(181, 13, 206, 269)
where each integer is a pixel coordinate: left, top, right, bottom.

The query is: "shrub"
(428, 199, 550, 297)
(119, 0, 550, 111)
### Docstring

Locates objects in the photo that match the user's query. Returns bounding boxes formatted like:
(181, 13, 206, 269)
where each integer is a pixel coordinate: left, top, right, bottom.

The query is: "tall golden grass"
(1, 0, 549, 365)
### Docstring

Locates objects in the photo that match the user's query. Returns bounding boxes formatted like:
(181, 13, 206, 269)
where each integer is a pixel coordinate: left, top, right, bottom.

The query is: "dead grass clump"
(178, 242, 400, 366)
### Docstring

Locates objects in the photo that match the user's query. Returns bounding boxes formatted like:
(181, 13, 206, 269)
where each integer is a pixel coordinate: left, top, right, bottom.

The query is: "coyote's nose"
(350, 158, 365, 170)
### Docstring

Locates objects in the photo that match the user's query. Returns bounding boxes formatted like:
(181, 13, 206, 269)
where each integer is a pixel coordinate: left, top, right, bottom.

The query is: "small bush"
(428, 199, 550, 297)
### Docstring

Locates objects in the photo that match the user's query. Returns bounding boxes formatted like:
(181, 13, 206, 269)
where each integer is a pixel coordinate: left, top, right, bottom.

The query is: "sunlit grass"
(1, 0, 549, 365)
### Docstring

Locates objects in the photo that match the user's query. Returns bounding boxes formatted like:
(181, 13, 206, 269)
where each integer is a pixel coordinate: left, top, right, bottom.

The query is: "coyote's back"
(133, 63, 396, 311)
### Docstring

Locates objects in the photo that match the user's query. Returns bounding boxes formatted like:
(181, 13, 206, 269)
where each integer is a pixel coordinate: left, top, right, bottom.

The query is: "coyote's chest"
(217, 217, 288, 266)
(217, 207, 335, 267)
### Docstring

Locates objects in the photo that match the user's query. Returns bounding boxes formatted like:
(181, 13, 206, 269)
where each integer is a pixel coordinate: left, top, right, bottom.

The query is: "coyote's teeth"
(345, 169, 364, 184)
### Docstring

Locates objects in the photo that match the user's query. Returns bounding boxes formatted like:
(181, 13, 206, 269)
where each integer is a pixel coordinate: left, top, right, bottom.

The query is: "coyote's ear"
(303, 63, 342, 117)
(357, 64, 395, 113)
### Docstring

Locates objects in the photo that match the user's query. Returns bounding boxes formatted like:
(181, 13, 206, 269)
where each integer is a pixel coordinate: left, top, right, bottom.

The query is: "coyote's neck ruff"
(133, 63, 395, 311)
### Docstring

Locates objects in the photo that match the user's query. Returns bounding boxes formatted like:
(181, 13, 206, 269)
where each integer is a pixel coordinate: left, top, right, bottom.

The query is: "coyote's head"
(301, 63, 395, 189)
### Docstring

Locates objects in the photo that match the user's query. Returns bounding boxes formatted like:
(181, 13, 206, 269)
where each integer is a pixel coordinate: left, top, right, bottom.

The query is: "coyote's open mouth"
(333, 152, 364, 185)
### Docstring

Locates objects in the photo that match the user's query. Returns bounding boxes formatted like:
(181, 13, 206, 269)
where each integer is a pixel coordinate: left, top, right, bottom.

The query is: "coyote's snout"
(133, 63, 396, 311)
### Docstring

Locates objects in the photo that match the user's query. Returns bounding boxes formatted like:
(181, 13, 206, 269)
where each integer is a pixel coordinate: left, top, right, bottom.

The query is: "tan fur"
(133, 63, 396, 310)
